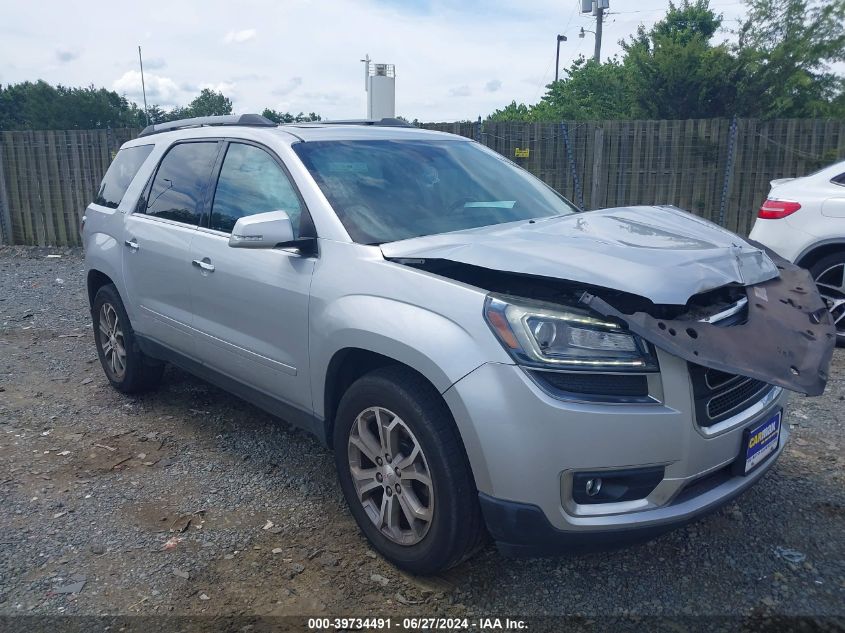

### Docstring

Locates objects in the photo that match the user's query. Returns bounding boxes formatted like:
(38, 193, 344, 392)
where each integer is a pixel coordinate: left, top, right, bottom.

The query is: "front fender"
(311, 294, 503, 413)
(310, 294, 508, 488)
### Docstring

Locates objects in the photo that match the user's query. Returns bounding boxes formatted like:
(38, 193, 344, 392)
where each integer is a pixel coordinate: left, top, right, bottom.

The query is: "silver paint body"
(84, 123, 789, 535)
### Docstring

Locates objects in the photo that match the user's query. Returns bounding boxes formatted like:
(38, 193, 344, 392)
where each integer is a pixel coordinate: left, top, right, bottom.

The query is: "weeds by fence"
(0, 120, 843, 246)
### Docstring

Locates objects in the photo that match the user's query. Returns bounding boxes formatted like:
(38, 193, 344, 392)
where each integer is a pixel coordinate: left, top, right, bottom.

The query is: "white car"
(749, 160, 845, 344)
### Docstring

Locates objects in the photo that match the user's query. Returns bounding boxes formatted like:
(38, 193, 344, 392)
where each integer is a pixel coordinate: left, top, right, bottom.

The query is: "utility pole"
(580, 0, 608, 63)
(593, 6, 603, 62)
(554, 34, 567, 83)
(138, 46, 149, 126)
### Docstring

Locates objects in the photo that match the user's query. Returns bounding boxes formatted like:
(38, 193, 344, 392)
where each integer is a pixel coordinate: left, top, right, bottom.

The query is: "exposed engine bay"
(389, 249, 836, 396)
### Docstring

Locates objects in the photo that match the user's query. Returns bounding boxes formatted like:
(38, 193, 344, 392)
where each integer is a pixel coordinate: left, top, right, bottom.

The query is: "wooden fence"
(0, 129, 136, 246)
(423, 119, 845, 236)
(1, 120, 843, 246)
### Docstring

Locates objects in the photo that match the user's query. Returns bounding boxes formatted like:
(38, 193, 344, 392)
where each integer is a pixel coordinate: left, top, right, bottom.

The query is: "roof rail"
(138, 113, 277, 137)
(314, 118, 415, 128)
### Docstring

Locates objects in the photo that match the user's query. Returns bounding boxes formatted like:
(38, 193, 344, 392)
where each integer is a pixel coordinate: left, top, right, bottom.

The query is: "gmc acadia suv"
(83, 114, 835, 574)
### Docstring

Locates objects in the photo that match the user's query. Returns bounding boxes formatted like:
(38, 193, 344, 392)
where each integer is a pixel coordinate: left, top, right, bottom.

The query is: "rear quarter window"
(832, 172, 845, 186)
(142, 141, 220, 226)
(95, 145, 154, 208)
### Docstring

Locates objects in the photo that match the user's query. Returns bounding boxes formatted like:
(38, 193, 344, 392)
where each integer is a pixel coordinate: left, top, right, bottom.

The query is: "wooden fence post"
(590, 126, 604, 210)
(0, 138, 12, 245)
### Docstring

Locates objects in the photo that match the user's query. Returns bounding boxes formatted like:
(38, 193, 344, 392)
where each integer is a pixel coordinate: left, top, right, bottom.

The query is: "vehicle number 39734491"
(308, 617, 528, 630)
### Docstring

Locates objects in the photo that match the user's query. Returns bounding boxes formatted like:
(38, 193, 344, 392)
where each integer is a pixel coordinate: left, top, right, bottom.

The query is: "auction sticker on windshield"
(741, 411, 781, 474)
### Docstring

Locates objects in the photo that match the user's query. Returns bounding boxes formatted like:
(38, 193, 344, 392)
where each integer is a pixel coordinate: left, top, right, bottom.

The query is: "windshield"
(292, 139, 578, 244)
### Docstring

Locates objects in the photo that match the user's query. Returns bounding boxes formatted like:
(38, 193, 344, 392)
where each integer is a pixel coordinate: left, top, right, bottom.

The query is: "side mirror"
(228, 210, 294, 249)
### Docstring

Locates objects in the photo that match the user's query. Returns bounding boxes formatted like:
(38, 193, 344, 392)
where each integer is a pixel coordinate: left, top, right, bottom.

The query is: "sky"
(0, 0, 751, 122)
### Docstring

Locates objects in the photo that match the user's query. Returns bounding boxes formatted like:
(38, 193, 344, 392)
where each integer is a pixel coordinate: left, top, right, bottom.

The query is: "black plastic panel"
(582, 247, 836, 396)
(531, 371, 649, 398)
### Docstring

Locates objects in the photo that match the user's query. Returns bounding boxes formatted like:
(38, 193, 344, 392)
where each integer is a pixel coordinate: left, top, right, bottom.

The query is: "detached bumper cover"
(582, 250, 835, 396)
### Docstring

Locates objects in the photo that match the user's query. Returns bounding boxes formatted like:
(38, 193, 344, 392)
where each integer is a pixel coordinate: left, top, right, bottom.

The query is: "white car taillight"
(758, 199, 801, 219)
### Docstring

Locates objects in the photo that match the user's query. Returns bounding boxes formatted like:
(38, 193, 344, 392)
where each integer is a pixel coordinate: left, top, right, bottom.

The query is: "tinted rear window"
(144, 142, 219, 225)
(95, 145, 154, 208)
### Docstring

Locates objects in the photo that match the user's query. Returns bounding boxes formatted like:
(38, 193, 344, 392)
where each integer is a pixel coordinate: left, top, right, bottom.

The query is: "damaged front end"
(387, 250, 836, 398)
(581, 248, 835, 396)
(381, 206, 836, 397)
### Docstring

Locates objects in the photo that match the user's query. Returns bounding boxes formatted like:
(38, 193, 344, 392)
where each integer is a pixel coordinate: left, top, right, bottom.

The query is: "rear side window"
(833, 173, 845, 186)
(210, 143, 303, 234)
(143, 142, 219, 225)
(95, 145, 154, 208)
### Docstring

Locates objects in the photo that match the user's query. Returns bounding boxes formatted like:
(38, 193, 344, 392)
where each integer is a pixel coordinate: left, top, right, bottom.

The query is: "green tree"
(143, 104, 168, 125)
(487, 101, 533, 122)
(532, 57, 631, 120)
(181, 88, 233, 118)
(621, 1, 740, 119)
(487, 1, 736, 121)
(260, 109, 321, 123)
(734, 0, 845, 117)
(487, 58, 630, 122)
(485, 0, 844, 121)
(0, 81, 145, 130)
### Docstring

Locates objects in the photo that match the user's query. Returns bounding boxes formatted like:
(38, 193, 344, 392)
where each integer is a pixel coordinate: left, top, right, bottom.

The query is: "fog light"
(572, 466, 664, 505)
(585, 478, 602, 497)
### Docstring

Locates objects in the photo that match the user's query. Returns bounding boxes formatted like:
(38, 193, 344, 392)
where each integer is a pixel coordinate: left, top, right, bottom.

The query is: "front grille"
(689, 363, 772, 427)
(707, 376, 769, 419)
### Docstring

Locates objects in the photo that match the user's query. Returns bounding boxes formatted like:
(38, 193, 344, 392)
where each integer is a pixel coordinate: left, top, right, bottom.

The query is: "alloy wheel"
(347, 406, 434, 546)
(815, 263, 845, 341)
(98, 302, 127, 380)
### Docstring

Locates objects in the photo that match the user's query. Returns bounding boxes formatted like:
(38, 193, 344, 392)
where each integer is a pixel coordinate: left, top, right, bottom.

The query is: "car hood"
(381, 205, 779, 305)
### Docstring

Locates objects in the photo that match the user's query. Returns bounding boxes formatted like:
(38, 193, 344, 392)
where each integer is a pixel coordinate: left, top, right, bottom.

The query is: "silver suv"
(83, 114, 835, 574)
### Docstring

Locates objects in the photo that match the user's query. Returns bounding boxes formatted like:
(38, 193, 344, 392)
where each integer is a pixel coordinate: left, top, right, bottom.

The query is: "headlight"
(484, 294, 658, 371)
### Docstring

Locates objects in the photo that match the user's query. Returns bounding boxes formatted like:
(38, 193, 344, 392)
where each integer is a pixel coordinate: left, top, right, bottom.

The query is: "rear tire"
(92, 284, 164, 393)
(808, 252, 845, 347)
(333, 366, 486, 574)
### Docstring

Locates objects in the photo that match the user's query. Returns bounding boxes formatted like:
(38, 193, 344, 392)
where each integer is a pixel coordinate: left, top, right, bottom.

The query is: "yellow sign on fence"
(514, 147, 530, 158)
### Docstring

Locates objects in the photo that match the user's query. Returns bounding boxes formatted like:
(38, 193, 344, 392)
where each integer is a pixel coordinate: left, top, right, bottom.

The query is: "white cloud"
(202, 81, 236, 95)
(112, 70, 181, 106)
(223, 28, 257, 44)
(55, 49, 79, 63)
(485, 79, 502, 93)
(0, 0, 754, 121)
(449, 85, 471, 98)
(272, 77, 303, 96)
(143, 57, 166, 70)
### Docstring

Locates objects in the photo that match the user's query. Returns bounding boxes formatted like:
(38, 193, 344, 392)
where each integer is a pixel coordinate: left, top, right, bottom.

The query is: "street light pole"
(554, 34, 567, 83)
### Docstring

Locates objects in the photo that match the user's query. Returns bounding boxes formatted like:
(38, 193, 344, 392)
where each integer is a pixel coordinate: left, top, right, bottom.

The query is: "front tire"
(92, 284, 164, 393)
(809, 252, 845, 347)
(334, 366, 486, 574)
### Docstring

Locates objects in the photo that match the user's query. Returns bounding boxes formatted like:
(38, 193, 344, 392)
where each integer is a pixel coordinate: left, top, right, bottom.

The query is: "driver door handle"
(192, 259, 215, 272)
(124, 238, 139, 251)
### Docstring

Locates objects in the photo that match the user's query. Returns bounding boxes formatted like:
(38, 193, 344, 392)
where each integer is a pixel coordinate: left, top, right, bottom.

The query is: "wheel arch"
(323, 347, 448, 449)
(87, 269, 116, 310)
(795, 239, 845, 270)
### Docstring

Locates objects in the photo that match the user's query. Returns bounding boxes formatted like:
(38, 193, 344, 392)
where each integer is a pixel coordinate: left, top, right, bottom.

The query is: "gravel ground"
(0, 246, 843, 624)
